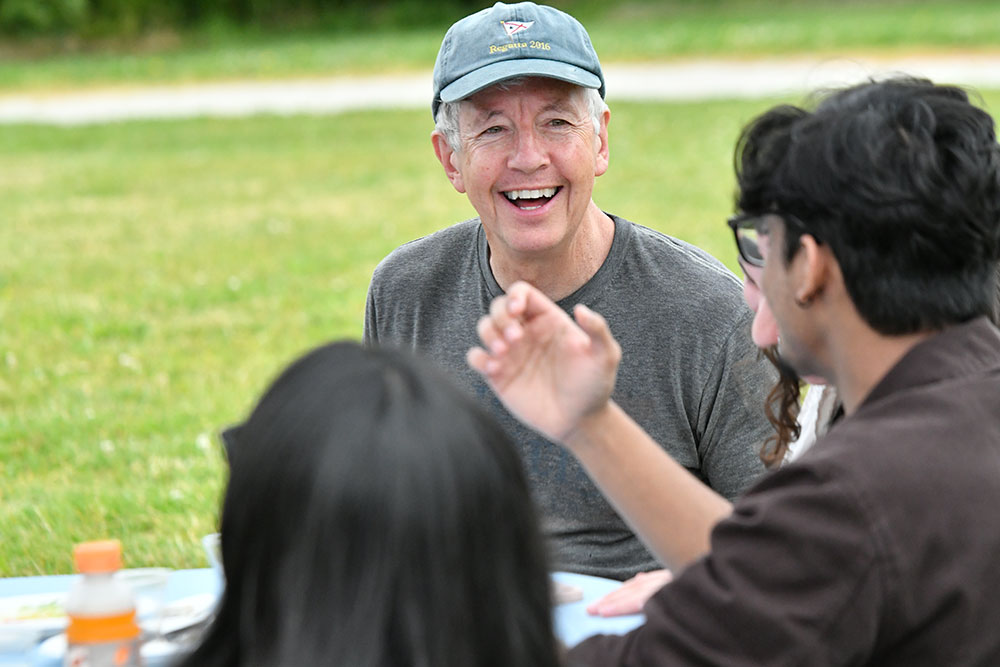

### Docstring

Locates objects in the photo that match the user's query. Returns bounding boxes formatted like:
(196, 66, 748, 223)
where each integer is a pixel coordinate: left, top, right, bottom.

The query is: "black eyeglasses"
(727, 211, 812, 267)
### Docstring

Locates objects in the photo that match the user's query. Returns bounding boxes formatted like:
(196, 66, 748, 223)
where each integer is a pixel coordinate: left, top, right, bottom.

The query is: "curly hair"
(758, 347, 802, 467)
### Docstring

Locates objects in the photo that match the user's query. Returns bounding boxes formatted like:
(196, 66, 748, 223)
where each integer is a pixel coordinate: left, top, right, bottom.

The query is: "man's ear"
(795, 235, 834, 306)
(432, 130, 465, 194)
(595, 108, 610, 177)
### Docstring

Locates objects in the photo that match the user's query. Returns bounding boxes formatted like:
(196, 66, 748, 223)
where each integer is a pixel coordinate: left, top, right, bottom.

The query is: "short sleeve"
(362, 278, 379, 346)
(695, 310, 778, 499)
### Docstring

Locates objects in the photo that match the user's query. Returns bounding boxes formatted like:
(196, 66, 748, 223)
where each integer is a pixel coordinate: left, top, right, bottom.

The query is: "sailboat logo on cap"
(501, 20, 534, 38)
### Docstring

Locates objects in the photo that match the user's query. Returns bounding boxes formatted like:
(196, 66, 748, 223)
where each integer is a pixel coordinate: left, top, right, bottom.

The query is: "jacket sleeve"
(569, 461, 887, 666)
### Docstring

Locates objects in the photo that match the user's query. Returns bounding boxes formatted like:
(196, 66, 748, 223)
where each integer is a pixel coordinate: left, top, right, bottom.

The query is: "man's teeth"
(504, 187, 557, 201)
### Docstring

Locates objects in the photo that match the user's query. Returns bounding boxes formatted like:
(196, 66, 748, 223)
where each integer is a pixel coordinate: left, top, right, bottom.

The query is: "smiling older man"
(363, 1, 775, 580)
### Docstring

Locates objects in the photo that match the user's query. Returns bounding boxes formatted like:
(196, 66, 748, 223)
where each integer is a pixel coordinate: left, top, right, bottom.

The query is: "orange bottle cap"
(73, 540, 123, 573)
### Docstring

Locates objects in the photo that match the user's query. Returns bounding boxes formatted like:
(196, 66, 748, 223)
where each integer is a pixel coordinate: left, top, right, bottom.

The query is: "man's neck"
(489, 204, 615, 302)
(826, 319, 935, 416)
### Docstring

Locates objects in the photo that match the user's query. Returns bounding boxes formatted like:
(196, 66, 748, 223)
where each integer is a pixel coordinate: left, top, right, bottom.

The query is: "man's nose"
(507, 129, 549, 172)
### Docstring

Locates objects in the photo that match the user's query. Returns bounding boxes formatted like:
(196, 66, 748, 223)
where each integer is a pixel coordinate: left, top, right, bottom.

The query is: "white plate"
(159, 594, 218, 636)
(0, 592, 67, 631)
(0, 592, 68, 653)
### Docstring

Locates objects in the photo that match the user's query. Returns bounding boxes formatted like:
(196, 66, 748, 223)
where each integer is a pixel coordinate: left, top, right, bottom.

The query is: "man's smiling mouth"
(503, 187, 560, 210)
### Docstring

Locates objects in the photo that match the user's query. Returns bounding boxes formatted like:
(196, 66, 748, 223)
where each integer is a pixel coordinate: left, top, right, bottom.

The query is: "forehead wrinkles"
(461, 85, 587, 126)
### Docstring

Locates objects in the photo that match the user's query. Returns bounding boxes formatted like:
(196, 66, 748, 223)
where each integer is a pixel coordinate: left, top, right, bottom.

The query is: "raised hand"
(467, 281, 621, 443)
(470, 282, 732, 571)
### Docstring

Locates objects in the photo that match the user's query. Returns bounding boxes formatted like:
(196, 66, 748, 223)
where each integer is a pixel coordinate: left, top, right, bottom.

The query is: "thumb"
(507, 280, 559, 320)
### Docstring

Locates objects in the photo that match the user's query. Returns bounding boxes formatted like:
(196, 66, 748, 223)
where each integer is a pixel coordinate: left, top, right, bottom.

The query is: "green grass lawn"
(1, 0, 999, 92)
(0, 96, 746, 574)
(5, 87, 1000, 575)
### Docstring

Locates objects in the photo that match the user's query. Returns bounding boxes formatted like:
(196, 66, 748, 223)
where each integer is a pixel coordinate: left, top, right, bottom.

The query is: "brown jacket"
(570, 317, 1000, 666)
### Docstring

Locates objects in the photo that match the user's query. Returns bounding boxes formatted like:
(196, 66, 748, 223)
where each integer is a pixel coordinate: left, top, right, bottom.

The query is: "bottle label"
(66, 611, 143, 666)
(66, 611, 141, 643)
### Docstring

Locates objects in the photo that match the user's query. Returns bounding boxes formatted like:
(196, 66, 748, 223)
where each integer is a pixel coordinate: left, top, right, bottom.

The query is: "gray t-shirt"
(364, 215, 775, 580)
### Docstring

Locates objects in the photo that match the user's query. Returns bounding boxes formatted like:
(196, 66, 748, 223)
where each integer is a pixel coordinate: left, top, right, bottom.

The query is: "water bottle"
(64, 540, 142, 667)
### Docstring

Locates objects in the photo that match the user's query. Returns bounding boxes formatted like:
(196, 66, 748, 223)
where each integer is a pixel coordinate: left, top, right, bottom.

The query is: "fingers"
(503, 281, 531, 316)
(471, 282, 548, 358)
(503, 281, 536, 315)
(586, 586, 646, 617)
(467, 346, 499, 377)
(489, 294, 524, 345)
(469, 281, 586, 372)
(589, 598, 638, 617)
(586, 569, 674, 617)
(471, 297, 525, 361)
(477, 310, 510, 356)
(574, 303, 621, 360)
(486, 280, 555, 343)
(467, 288, 531, 379)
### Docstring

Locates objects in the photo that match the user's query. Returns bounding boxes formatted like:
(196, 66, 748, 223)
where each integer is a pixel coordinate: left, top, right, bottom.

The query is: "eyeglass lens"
(737, 225, 766, 265)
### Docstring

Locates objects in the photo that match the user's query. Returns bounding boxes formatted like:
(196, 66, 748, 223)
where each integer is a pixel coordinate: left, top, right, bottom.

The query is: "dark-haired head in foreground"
(180, 342, 560, 667)
(735, 77, 1000, 344)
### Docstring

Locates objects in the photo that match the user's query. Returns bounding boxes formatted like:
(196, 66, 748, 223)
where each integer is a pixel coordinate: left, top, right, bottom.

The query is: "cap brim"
(439, 58, 602, 104)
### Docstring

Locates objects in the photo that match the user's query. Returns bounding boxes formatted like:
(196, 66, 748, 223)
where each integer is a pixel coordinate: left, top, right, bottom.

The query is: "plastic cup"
(201, 533, 222, 580)
(114, 568, 171, 636)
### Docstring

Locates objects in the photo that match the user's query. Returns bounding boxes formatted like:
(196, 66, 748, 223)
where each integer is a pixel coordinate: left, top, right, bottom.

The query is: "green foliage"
(0, 0, 482, 37)
(0, 0, 88, 35)
(4, 0, 1000, 47)
(218, 0, 479, 27)
(2, 0, 1000, 93)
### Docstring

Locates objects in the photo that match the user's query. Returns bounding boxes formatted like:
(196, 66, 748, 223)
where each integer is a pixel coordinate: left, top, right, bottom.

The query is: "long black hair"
(180, 341, 561, 667)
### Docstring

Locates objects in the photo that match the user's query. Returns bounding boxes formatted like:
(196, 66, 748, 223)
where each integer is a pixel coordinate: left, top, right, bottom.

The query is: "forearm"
(564, 401, 733, 571)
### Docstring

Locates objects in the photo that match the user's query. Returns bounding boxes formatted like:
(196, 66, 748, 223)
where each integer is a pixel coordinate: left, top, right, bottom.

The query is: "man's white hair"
(434, 78, 608, 154)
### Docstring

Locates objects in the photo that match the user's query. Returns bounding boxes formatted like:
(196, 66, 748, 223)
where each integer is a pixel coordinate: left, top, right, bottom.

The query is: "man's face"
(739, 259, 780, 349)
(438, 77, 609, 260)
(742, 253, 828, 385)
(759, 218, 824, 379)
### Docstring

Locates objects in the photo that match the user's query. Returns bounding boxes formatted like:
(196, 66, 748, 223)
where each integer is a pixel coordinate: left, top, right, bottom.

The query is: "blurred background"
(2, 0, 998, 575)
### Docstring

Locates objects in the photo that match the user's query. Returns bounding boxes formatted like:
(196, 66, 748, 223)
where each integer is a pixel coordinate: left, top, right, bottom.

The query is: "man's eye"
(548, 118, 569, 127)
(483, 126, 504, 135)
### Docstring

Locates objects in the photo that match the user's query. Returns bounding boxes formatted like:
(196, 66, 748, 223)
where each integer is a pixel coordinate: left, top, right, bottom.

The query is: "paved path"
(3, 53, 1000, 125)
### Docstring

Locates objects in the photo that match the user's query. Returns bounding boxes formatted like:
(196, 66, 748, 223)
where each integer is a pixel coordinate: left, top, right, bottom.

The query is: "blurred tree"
(0, 0, 88, 35)
(0, 0, 558, 38)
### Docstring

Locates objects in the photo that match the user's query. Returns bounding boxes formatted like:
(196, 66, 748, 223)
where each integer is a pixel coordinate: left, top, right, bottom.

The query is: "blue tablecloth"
(1, 569, 642, 665)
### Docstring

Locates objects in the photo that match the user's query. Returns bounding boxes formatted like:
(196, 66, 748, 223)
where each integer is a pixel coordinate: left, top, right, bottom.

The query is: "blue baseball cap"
(432, 2, 605, 120)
